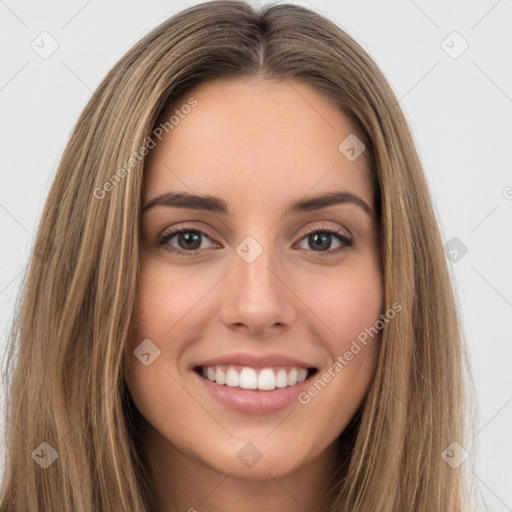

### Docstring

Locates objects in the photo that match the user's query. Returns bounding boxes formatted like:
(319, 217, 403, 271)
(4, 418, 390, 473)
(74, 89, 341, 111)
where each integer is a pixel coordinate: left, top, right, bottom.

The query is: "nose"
(219, 241, 296, 338)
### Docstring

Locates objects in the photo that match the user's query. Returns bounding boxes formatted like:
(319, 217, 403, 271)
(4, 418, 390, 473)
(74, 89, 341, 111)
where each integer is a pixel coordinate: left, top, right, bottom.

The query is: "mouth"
(192, 352, 320, 414)
(193, 365, 319, 391)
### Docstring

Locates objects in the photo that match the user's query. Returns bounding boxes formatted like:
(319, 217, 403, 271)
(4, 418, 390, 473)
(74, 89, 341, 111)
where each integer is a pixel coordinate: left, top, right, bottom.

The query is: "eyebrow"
(142, 190, 375, 217)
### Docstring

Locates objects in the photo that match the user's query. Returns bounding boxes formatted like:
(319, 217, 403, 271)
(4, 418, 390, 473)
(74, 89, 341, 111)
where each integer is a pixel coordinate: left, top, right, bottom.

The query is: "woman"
(0, 1, 473, 510)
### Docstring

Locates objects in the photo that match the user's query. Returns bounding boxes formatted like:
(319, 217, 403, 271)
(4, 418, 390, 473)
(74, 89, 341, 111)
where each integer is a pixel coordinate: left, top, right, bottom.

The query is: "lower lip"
(194, 371, 313, 414)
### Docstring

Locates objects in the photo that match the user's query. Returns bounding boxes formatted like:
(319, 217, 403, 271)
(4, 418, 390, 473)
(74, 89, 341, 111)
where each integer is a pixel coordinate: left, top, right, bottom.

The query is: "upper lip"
(194, 352, 317, 370)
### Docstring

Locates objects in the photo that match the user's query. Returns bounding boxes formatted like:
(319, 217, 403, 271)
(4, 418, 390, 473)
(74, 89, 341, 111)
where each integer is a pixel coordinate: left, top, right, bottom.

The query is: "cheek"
(295, 258, 383, 420)
(128, 263, 206, 343)
(123, 267, 199, 434)
(305, 257, 383, 350)
(123, 263, 214, 406)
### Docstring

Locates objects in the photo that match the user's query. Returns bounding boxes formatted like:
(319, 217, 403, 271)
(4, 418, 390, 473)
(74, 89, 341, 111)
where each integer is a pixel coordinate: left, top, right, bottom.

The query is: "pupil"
(180, 232, 201, 250)
(310, 233, 331, 251)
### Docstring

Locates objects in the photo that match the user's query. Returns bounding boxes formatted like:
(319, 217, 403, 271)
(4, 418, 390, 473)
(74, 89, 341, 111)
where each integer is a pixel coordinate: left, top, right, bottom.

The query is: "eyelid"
(299, 221, 351, 240)
(160, 222, 217, 240)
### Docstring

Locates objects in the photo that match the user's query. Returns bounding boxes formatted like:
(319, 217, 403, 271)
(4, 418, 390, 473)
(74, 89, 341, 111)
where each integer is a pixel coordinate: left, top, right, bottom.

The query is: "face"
(123, 77, 383, 482)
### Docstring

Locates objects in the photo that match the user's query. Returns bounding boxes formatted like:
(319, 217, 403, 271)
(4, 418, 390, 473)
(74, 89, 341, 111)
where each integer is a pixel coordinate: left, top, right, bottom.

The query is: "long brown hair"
(0, 1, 475, 510)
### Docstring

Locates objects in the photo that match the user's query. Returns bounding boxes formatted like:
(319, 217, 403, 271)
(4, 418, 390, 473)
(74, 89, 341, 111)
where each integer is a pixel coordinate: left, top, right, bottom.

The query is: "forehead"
(144, 78, 373, 212)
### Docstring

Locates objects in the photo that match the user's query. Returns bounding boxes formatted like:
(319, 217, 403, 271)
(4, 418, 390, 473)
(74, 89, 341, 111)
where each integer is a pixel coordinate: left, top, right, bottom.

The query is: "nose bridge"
(220, 234, 294, 331)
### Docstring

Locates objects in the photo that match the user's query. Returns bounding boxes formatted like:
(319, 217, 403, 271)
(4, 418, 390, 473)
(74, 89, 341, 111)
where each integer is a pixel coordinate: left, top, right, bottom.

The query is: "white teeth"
(239, 367, 258, 389)
(275, 369, 288, 388)
(257, 368, 275, 390)
(297, 368, 308, 383)
(225, 367, 240, 387)
(215, 367, 226, 385)
(200, 365, 311, 391)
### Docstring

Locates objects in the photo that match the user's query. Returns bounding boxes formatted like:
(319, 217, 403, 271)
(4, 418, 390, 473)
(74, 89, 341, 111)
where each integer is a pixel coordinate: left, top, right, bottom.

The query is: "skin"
(123, 76, 383, 512)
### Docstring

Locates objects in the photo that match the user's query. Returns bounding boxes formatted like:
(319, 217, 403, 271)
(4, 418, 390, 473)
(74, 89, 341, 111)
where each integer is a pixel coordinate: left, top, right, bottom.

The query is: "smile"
(196, 365, 317, 391)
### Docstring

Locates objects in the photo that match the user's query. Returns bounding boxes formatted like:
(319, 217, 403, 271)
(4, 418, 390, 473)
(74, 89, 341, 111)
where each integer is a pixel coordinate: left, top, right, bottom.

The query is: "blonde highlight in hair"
(0, 1, 474, 510)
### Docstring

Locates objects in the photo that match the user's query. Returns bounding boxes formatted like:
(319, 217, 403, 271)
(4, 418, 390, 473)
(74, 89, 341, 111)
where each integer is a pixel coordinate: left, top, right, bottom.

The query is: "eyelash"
(158, 222, 354, 257)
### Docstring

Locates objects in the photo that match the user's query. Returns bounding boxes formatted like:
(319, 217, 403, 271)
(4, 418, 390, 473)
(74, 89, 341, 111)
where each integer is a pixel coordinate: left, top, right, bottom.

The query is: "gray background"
(1, 1, 511, 510)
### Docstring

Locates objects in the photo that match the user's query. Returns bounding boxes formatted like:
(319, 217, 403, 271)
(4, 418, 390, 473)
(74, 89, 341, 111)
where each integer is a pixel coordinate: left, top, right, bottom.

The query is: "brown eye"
(296, 225, 353, 255)
(159, 226, 218, 255)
